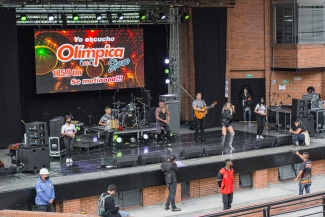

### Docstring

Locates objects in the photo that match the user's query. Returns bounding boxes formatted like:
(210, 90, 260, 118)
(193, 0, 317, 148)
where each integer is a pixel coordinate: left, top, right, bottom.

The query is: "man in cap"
(35, 168, 55, 212)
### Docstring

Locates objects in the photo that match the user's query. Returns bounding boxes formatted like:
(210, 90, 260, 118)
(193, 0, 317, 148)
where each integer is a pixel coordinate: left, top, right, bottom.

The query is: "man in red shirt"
(217, 159, 234, 210)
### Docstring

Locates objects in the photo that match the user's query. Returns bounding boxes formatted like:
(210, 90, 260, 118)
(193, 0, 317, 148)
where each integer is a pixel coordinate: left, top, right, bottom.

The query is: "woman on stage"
(61, 115, 76, 163)
(220, 102, 235, 150)
(254, 97, 267, 139)
(241, 88, 253, 126)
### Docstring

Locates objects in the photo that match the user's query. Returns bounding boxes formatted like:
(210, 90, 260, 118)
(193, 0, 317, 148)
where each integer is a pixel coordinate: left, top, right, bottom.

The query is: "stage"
(1, 122, 325, 210)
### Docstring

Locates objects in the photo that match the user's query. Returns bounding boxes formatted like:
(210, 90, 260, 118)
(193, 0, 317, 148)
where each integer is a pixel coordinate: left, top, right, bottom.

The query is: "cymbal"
(112, 102, 125, 105)
(135, 97, 143, 100)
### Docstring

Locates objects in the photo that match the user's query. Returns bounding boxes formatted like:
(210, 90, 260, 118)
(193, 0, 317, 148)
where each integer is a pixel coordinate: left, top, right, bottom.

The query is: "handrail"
(196, 191, 325, 217)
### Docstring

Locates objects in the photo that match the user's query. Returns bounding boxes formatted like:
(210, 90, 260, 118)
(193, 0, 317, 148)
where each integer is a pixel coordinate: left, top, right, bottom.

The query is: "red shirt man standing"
(217, 159, 234, 210)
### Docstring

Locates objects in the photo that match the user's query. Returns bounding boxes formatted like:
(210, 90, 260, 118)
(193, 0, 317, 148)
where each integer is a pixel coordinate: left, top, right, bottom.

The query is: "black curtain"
(192, 8, 227, 128)
(18, 25, 167, 135)
(0, 8, 22, 148)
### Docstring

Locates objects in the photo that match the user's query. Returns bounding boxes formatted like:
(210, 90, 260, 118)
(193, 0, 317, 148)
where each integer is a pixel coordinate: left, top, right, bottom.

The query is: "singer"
(156, 101, 173, 144)
(61, 115, 76, 163)
(99, 107, 116, 155)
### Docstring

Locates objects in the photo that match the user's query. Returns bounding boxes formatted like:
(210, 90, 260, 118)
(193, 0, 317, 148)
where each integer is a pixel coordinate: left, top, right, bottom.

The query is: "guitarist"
(156, 101, 172, 144)
(192, 93, 215, 142)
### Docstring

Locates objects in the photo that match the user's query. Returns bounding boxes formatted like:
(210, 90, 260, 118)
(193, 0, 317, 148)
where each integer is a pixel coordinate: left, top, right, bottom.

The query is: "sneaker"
(294, 145, 300, 148)
(66, 158, 70, 163)
(247, 122, 253, 126)
(69, 158, 73, 163)
(244, 122, 247, 124)
(164, 206, 170, 210)
(172, 207, 181, 212)
(256, 135, 260, 139)
(259, 135, 264, 139)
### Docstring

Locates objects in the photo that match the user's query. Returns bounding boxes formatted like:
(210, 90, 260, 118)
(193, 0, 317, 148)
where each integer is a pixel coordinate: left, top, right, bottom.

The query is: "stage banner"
(34, 29, 144, 94)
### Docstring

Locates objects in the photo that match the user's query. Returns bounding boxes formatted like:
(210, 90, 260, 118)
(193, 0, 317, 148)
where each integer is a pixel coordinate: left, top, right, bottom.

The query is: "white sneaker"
(66, 158, 70, 163)
(69, 158, 73, 163)
(256, 135, 260, 139)
(260, 135, 264, 139)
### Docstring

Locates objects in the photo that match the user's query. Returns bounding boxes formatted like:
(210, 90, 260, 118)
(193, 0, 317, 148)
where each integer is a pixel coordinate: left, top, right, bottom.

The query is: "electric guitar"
(194, 102, 217, 119)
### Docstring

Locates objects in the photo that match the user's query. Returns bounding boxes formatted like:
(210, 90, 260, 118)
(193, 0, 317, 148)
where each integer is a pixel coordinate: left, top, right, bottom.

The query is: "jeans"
(38, 204, 54, 212)
(118, 210, 130, 217)
(222, 193, 233, 210)
(104, 131, 114, 149)
(293, 134, 305, 145)
(242, 106, 251, 122)
(299, 182, 311, 195)
(166, 182, 177, 209)
(256, 115, 266, 135)
(194, 117, 206, 139)
(63, 137, 75, 158)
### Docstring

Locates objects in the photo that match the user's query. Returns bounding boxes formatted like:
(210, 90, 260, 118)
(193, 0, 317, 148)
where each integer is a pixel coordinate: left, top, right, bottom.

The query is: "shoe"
(294, 145, 300, 148)
(244, 122, 247, 124)
(229, 145, 235, 151)
(172, 207, 181, 212)
(164, 206, 170, 210)
(201, 138, 206, 142)
(256, 135, 260, 139)
(247, 122, 253, 126)
(259, 135, 264, 139)
(66, 158, 70, 163)
(69, 158, 73, 163)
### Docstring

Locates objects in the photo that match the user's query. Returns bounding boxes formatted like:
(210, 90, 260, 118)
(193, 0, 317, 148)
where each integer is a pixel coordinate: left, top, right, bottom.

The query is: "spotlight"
(148, 13, 157, 25)
(165, 68, 170, 74)
(142, 133, 149, 144)
(116, 136, 123, 144)
(183, 12, 190, 20)
(92, 136, 98, 143)
(61, 12, 67, 27)
(48, 13, 54, 21)
(96, 13, 102, 21)
(159, 12, 166, 20)
(107, 11, 113, 25)
(139, 12, 146, 21)
(165, 59, 170, 64)
(118, 12, 124, 20)
(165, 79, 170, 84)
(73, 13, 79, 21)
(20, 13, 27, 21)
(129, 136, 137, 144)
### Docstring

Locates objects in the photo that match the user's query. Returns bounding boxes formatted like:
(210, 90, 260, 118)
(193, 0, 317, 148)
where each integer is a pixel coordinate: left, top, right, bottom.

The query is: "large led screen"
(34, 29, 144, 93)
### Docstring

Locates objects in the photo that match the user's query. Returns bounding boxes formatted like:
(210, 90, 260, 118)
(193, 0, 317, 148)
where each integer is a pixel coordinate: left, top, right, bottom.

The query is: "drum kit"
(111, 95, 149, 128)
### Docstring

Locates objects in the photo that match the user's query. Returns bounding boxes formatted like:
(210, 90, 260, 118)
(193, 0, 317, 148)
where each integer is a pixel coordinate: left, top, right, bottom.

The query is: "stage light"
(116, 136, 123, 144)
(183, 12, 190, 20)
(165, 79, 170, 84)
(20, 14, 27, 21)
(139, 12, 146, 21)
(129, 136, 136, 144)
(73, 13, 79, 21)
(107, 11, 113, 25)
(142, 133, 149, 144)
(96, 13, 102, 21)
(118, 12, 124, 20)
(165, 68, 170, 74)
(165, 59, 170, 64)
(48, 13, 54, 21)
(159, 12, 166, 20)
(148, 13, 157, 25)
(92, 136, 98, 143)
(116, 151, 122, 157)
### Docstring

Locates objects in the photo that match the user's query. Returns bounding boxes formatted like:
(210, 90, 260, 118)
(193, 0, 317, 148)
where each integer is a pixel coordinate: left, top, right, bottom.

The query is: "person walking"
(35, 168, 55, 212)
(217, 159, 234, 210)
(294, 151, 312, 195)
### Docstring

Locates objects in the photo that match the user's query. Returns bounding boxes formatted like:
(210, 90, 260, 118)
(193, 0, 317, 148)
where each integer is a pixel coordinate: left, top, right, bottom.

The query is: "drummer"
(156, 100, 173, 144)
(98, 106, 116, 155)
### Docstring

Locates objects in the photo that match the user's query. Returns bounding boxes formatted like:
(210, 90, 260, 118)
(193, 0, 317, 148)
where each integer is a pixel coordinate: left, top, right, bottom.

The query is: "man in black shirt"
(294, 151, 312, 195)
(161, 155, 181, 212)
(103, 184, 130, 217)
(289, 119, 306, 148)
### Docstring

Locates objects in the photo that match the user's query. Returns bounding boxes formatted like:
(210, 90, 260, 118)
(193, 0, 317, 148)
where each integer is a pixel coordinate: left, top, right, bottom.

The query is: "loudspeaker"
(165, 101, 180, 134)
(291, 99, 308, 118)
(258, 137, 276, 149)
(49, 136, 65, 157)
(276, 135, 292, 146)
(204, 145, 223, 156)
(141, 151, 161, 165)
(20, 146, 50, 172)
(278, 112, 291, 131)
(180, 146, 204, 159)
(25, 122, 47, 131)
(26, 130, 48, 139)
(50, 117, 64, 137)
(309, 110, 325, 132)
(300, 117, 315, 134)
(114, 154, 139, 168)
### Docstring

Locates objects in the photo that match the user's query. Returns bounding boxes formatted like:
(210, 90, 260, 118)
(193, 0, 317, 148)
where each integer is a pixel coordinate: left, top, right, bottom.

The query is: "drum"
(126, 103, 136, 112)
(123, 113, 137, 128)
(109, 119, 119, 129)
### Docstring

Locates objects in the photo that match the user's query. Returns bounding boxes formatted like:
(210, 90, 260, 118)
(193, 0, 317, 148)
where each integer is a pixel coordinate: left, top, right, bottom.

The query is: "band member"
(220, 102, 235, 150)
(241, 88, 253, 126)
(61, 115, 76, 163)
(254, 97, 267, 139)
(98, 107, 116, 155)
(192, 93, 213, 142)
(156, 101, 172, 143)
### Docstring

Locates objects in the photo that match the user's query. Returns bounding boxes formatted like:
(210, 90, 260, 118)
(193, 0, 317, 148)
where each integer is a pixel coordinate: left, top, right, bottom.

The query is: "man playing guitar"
(156, 101, 173, 144)
(192, 93, 215, 142)
(98, 107, 116, 155)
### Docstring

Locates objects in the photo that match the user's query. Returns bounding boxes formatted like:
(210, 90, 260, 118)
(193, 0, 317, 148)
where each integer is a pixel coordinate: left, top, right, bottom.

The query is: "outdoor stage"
(1, 122, 325, 210)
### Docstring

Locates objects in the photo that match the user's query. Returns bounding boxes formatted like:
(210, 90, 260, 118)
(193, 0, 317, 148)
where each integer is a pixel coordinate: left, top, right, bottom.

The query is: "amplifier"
(25, 122, 47, 131)
(49, 136, 65, 157)
(309, 110, 325, 132)
(303, 94, 320, 100)
(26, 130, 48, 139)
(27, 138, 48, 146)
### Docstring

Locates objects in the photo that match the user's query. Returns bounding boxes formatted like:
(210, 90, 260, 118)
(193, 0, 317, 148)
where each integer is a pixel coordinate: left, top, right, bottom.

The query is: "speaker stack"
(25, 122, 49, 146)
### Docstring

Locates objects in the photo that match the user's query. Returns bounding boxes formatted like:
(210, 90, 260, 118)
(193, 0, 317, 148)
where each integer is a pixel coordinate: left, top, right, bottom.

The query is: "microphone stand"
(112, 88, 119, 113)
(142, 86, 152, 106)
(274, 93, 280, 108)
(179, 85, 195, 129)
(78, 107, 95, 125)
(279, 95, 291, 107)
(141, 86, 152, 121)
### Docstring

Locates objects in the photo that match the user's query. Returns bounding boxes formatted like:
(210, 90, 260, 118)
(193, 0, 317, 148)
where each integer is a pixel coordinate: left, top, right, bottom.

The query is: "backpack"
(96, 193, 111, 217)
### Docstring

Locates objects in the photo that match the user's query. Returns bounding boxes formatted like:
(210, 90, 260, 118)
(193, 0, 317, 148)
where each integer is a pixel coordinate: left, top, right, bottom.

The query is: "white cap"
(39, 168, 50, 175)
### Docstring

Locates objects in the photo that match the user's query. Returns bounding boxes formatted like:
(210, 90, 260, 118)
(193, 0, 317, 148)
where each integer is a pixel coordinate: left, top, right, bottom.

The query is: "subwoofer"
(20, 146, 50, 172)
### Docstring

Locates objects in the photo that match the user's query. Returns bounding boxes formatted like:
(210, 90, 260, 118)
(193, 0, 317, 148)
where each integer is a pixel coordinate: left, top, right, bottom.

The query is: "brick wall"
(142, 184, 181, 206)
(0, 210, 96, 217)
(252, 169, 268, 189)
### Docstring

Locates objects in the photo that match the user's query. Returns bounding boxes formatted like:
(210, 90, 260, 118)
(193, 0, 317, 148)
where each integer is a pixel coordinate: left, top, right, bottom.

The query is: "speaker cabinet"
(165, 101, 180, 134)
(50, 117, 64, 137)
(141, 151, 161, 165)
(114, 154, 139, 168)
(204, 145, 223, 156)
(25, 122, 47, 131)
(278, 112, 291, 131)
(291, 99, 308, 118)
(20, 146, 50, 172)
(180, 146, 204, 159)
(309, 110, 325, 132)
(49, 136, 65, 158)
(258, 137, 276, 149)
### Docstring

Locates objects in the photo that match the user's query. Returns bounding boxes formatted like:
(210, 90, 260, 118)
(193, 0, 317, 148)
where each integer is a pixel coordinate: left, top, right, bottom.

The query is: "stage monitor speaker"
(114, 154, 139, 168)
(141, 151, 161, 165)
(49, 136, 65, 157)
(258, 137, 276, 149)
(20, 146, 50, 172)
(25, 122, 47, 131)
(50, 117, 64, 137)
(204, 145, 223, 156)
(180, 146, 204, 159)
(276, 135, 292, 146)
(291, 99, 308, 118)
(165, 101, 180, 134)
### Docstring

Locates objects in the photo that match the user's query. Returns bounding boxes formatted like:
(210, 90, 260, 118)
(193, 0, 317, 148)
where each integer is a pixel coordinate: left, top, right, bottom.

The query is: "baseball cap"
(169, 155, 177, 161)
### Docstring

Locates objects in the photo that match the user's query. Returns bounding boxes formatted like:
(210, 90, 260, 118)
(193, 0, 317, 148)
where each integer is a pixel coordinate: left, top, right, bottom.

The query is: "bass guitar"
(194, 102, 217, 119)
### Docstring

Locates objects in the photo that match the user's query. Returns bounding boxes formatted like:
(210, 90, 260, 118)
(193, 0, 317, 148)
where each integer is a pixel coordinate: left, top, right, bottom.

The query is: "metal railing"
(196, 191, 325, 217)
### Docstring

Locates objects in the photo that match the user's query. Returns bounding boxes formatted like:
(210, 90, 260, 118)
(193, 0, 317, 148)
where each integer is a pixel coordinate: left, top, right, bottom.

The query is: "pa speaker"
(165, 101, 180, 134)
(50, 117, 64, 137)
(114, 154, 139, 168)
(276, 135, 292, 146)
(141, 151, 161, 165)
(20, 146, 50, 172)
(258, 137, 276, 149)
(180, 146, 204, 159)
(204, 145, 223, 156)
